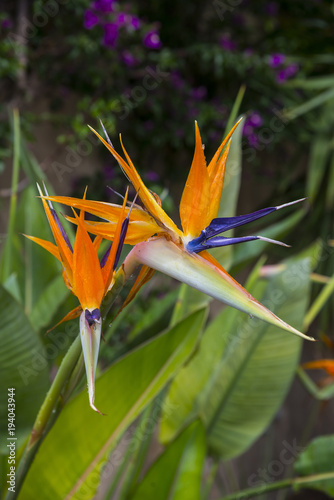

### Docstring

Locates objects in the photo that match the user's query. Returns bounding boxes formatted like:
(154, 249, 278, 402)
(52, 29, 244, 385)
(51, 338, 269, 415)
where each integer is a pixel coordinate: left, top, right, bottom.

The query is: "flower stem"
(4, 334, 82, 500)
(220, 471, 334, 500)
(5, 260, 139, 500)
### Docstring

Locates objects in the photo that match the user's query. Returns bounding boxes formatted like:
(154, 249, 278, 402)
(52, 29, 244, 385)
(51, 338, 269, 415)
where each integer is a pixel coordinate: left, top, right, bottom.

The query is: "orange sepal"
(66, 218, 163, 245)
(93, 234, 103, 253)
(179, 122, 211, 238)
(23, 234, 61, 262)
(37, 186, 73, 284)
(207, 140, 231, 220)
(88, 126, 181, 237)
(46, 306, 83, 333)
(207, 119, 241, 178)
(206, 119, 242, 220)
(72, 211, 105, 310)
(303, 359, 334, 376)
(120, 265, 156, 313)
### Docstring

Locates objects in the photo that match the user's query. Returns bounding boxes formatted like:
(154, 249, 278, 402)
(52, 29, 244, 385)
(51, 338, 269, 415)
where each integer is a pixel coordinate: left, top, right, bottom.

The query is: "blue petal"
(204, 207, 277, 238)
(187, 235, 259, 252)
(113, 217, 129, 270)
(50, 208, 73, 252)
(204, 199, 305, 239)
(100, 192, 137, 270)
(85, 308, 101, 326)
(100, 243, 112, 268)
(99, 217, 128, 270)
(187, 235, 289, 253)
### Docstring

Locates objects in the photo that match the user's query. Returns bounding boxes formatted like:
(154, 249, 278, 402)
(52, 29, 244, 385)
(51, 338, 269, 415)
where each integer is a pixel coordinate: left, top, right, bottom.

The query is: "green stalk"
(2, 109, 20, 282)
(4, 260, 140, 500)
(297, 367, 334, 400)
(3, 250, 141, 500)
(224, 85, 246, 138)
(303, 273, 334, 329)
(4, 334, 82, 500)
(221, 471, 334, 500)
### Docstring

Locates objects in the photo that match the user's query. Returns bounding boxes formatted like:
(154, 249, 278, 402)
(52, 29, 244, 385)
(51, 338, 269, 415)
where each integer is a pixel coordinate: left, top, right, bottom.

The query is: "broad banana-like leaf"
(294, 435, 334, 497)
(17, 308, 207, 500)
(160, 257, 311, 459)
(0, 283, 49, 486)
(129, 420, 206, 500)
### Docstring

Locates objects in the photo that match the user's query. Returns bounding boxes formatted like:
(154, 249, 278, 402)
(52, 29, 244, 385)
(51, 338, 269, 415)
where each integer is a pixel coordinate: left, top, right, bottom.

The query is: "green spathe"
(129, 238, 314, 341)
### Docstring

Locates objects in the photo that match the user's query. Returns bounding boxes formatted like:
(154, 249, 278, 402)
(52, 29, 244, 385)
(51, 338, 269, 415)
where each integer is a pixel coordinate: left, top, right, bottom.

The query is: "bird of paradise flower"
(25, 184, 131, 413)
(44, 120, 314, 343)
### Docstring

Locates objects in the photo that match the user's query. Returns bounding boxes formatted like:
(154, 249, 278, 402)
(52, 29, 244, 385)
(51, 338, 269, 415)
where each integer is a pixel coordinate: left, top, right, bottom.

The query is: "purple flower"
(93, 0, 114, 13)
(115, 13, 141, 30)
(116, 13, 127, 25)
(276, 70, 288, 84)
(247, 112, 263, 128)
(276, 63, 299, 84)
(284, 63, 299, 78)
(103, 23, 118, 48)
(220, 35, 236, 51)
(1, 18, 13, 29)
(84, 10, 99, 30)
(248, 133, 259, 147)
(129, 15, 141, 30)
(143, 30, 162, 50)
(243, 124, 254, 137)
(268, 53, 286, 68)
(121, 51, 137, 67)
(190, 86, 207, 100)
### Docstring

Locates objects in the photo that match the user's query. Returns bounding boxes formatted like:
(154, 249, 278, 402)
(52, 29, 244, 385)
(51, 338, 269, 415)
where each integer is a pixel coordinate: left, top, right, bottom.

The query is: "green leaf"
(285, 75, 334, 90)
(306, 134, 331, 202)
(3, 272, 22, 303)
(0, 284, 49, 454)
(283, 87, 334, 121)
(16, 186, 62, 312)
(29, 275, 70, 332)
(20, 141, 46, 186)
(170, 282, 211, 327)
(129, 420, 206, 500)
(326, 152, 334, 209)
(294, 435, 334, 497)
(160, 258, 311, 459)
(129, 288, 179, 340)
(18, 308, 207, 500)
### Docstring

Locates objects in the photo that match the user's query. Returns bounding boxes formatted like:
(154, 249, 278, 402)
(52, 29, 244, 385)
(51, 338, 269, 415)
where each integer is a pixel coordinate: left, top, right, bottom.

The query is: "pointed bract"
(80, 310, 103, 414)
(180, 122, 211, 237)
(129, 238, 315, 341)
